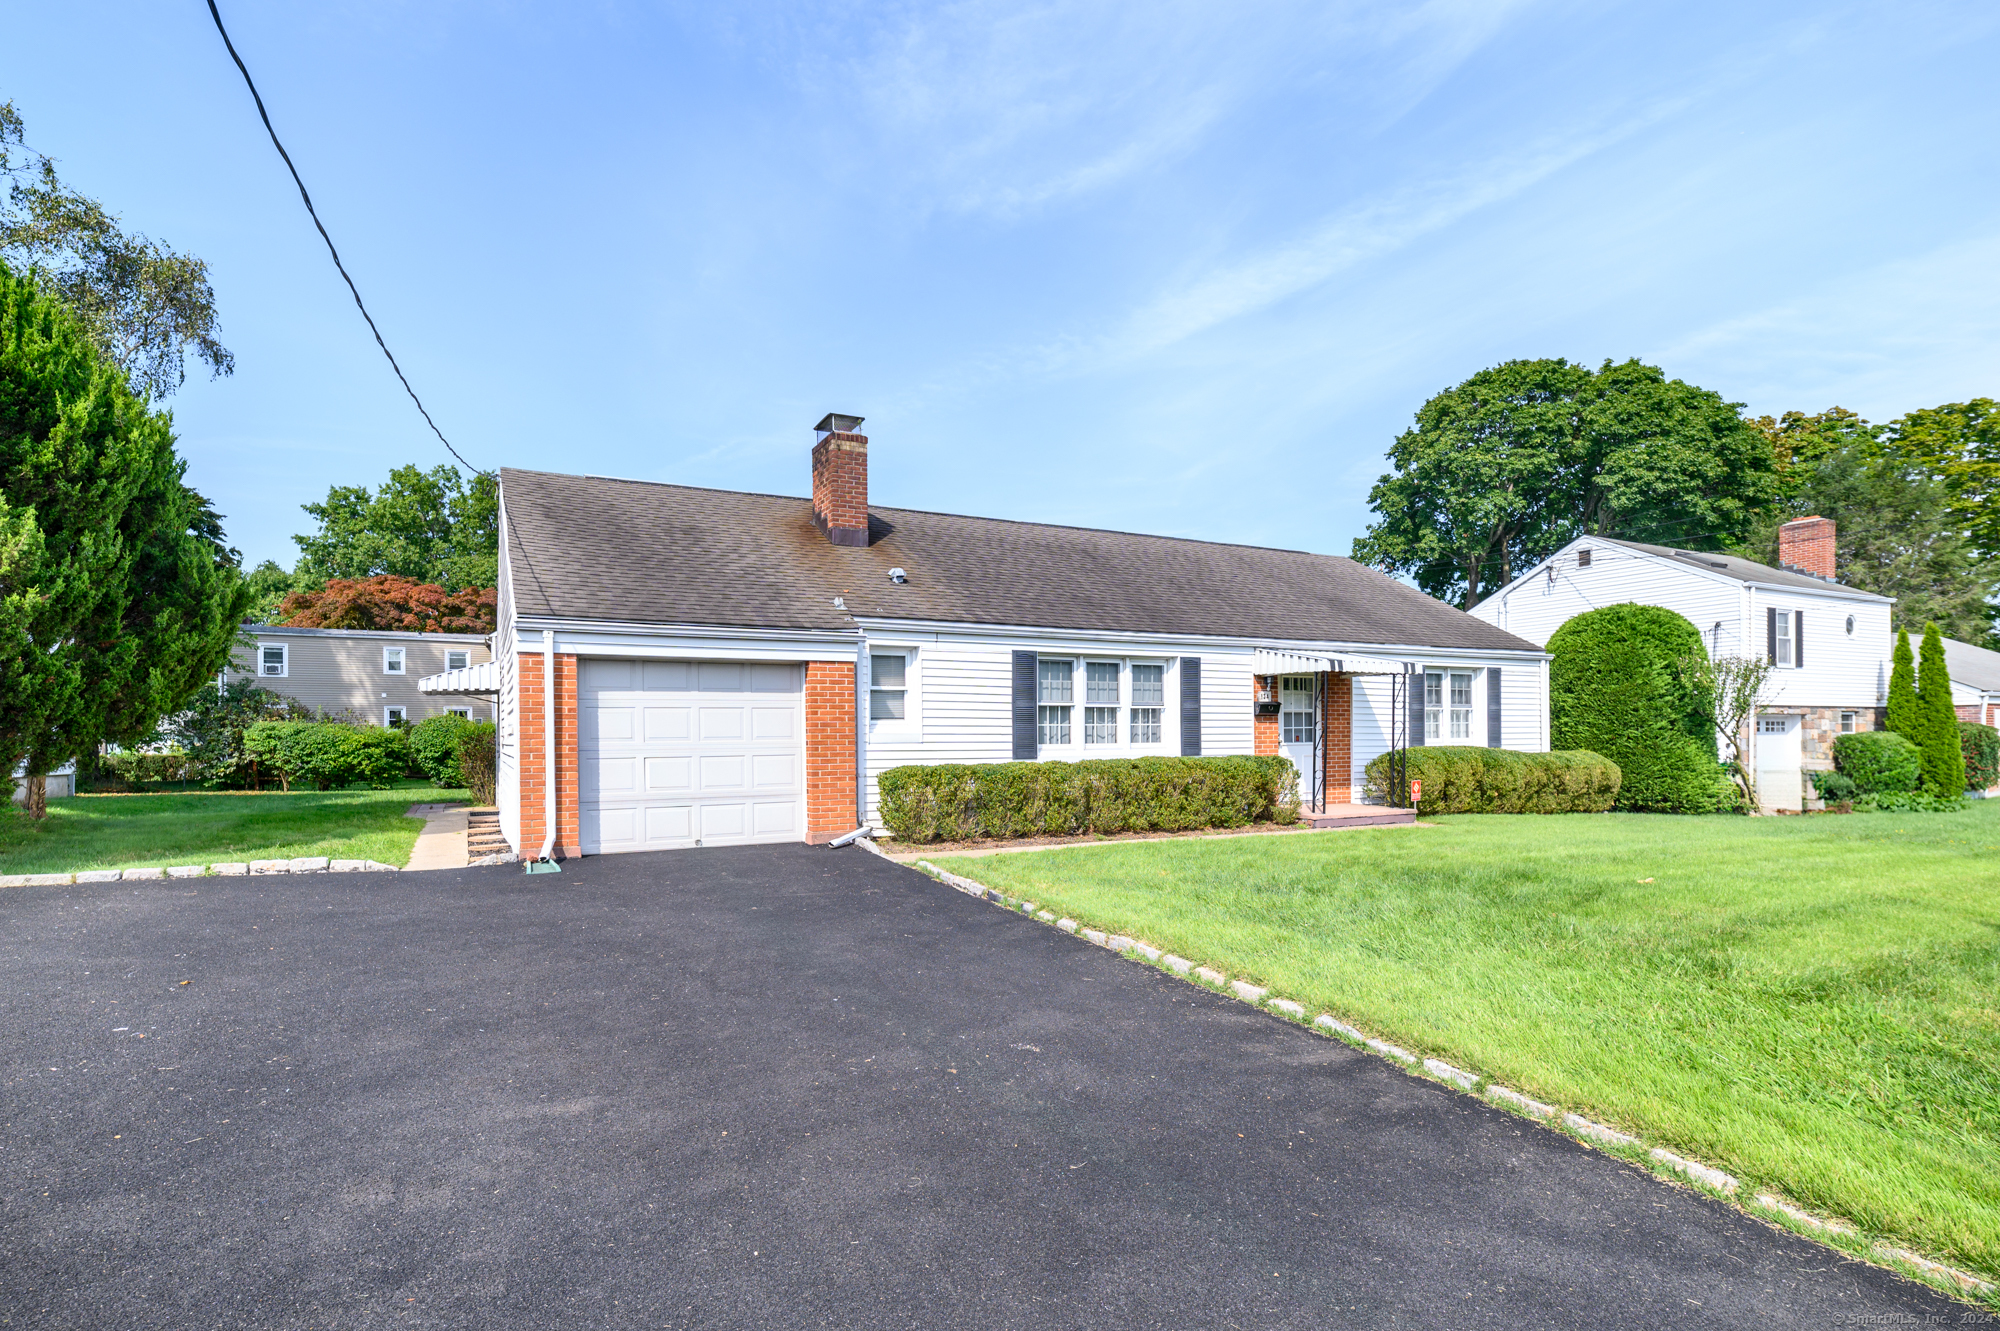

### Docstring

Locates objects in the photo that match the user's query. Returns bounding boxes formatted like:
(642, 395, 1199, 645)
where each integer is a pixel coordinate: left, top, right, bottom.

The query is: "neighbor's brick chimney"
(811, 413, 868, 547)
(1779, 515, 1836, 579)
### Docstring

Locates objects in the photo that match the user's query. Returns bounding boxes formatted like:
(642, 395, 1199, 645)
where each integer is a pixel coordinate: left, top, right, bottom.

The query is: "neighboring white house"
(9, 760, 76, 806)
(1944, 636, 2000, 731)
(1467, 518, 1893, 814)
(452, 413, 1553, 861)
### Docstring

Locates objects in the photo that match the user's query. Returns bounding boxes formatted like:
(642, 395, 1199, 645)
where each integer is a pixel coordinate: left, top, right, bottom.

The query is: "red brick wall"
(1957, 704, 1981, 723)
(1778, 516, 1836, 578)
(805, 661, 857, 842)
(1324, 673, 1352, 805)
(811, 432, 869, 538)
(516, 651, 580, 859)
(1252, 676, 1279, 756)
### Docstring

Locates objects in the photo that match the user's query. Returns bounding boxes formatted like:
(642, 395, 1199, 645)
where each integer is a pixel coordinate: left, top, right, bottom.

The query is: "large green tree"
(293, 464, 498, 592)
(1353, 358, 1778, 608)
(1736, 409, 1996, 641)
(1, 100, 231, 401)
(1915, 622, 1968, 797)
(0, 259, 248, 816)
(1881, 398, 1999, 562)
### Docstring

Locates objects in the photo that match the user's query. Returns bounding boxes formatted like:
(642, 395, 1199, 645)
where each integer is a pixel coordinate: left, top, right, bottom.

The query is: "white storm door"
(1754, 714, 1802, 813)
(579, 659, 804, 854)
(1278, 676, 1317, 798)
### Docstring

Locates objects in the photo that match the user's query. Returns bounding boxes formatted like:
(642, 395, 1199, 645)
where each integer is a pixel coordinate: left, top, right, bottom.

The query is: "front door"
(1754, 713, 1803, 813)
(1279, 675, 1318, 808)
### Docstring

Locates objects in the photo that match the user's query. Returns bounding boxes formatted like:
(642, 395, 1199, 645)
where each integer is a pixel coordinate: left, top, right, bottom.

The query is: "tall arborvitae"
(1915, 621, 1968, 796)
(1886, 627, 1919, 739)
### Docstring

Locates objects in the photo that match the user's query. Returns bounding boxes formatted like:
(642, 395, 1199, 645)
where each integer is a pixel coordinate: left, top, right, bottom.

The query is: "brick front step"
(1301, 805, 1416, 829)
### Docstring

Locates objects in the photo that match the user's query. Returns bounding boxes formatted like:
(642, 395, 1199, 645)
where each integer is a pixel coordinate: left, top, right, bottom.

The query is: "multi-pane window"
(1130, 664, 1164, 743)
(1839, 711, 1857, 734)
(1449, 670, 1473, 739)
(446, 650, 470, 671)
(1280, 676, 1315, 743)
(1424, 670, 1474, 741)
(870, 653, 907, 721)
(1084, 662, 1120, 744)
(1038, 658, 1074, 745)
(384, 646, 406, 675)
(259, 644, 286, 677)
(1774, 614, 1793, 666)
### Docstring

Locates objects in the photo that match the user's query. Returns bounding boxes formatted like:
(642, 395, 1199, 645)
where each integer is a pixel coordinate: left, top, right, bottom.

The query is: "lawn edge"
(891, 843, 2000, 1308)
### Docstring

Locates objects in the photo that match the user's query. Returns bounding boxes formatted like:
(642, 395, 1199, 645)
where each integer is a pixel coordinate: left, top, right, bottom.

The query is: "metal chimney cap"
(814, 413, 865, 434)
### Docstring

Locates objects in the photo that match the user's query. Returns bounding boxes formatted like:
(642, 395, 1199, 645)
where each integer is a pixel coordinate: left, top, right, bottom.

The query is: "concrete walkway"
(403, 802, 469, 870)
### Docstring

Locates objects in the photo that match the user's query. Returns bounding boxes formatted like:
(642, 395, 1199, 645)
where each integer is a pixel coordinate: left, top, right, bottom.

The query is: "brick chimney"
(811, 413, 868, 546)
(1778, 515, 1836, 579)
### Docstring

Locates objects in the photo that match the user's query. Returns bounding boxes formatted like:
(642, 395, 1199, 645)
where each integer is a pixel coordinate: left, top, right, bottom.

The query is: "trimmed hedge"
(1832, 730, 1920, 795)
(1547, 604, 1720, 814)
(102, 750, 191, 785)
(243, 721, 411, 792)
(877, 756, 1298, 844)
(1963, 721, 2000, 792)
(458, 723, 497, 805)
(408, 713, 481, 787)
(1361, 747, 1622, 814)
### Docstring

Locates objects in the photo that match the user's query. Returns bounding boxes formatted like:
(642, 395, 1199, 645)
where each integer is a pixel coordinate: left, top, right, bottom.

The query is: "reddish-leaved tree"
(279, 576, 496, 634)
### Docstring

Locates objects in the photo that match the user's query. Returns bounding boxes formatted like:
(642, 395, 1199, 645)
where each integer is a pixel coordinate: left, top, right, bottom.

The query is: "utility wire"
(205, 0, 489, 478)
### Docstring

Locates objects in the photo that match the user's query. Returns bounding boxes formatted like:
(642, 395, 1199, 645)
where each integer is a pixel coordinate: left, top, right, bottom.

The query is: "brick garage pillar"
(516, 651, 581, 859)
(1253, 676, 1279, 756)
(805, 661, 857, 842)
(1323, 673, 1353, 805)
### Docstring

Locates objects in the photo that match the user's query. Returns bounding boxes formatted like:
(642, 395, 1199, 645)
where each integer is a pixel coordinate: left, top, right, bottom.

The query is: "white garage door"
(579, 659, 804, 854)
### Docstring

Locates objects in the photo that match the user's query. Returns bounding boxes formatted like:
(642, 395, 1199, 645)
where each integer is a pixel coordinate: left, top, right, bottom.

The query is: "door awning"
(417, 661, 499, 695)
(1252, 649, 1410, 676)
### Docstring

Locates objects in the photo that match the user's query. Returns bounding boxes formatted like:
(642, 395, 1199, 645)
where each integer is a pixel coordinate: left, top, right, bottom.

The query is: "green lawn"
(0, 782, 460, 875)
(933, 803, 2000, 1282)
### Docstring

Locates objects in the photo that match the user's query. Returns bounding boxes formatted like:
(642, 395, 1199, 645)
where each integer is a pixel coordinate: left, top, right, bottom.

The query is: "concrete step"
(1302, 806, 1417, 829)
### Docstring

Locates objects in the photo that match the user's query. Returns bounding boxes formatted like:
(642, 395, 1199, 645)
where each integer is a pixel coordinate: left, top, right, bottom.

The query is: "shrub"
(876, 756, 1297, 844)
(407, 713, 479, 787)
(161, 677, 298, 788)
(1915, 624, 1967, 796)
(243, 721, 411, 791)
(1548, 604, 1719, 813)
(457, 723, 497, 805)
(1856, 790, 1968, 813)
(1361, 747, 1621, 814)
(1962, 721, 2000, 792)
(100, 750, 191, 787)
(1808, 769, 1859, 803)
(1833, 730, 1920, 794)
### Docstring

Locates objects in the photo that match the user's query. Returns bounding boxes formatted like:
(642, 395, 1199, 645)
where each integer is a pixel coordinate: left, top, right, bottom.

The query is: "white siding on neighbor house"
(1472, 538, 1891, 711)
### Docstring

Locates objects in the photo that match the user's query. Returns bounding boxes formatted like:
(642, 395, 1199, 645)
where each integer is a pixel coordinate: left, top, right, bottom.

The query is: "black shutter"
(1408, 667, 1426, 747)
(1794, 611, 1804, 669)
(1766, 607, 1777, 664)
(1011, 651, 1038, 760)
(1487, 667, 1503, 748)
(1179, 657, 1202, 756)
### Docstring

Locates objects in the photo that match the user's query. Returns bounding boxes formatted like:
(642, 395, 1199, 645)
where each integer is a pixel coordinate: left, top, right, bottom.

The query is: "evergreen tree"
(1886, 628, 1918, 738)
(0, 259, 248, 816)
(1915, 622, 1968, 796)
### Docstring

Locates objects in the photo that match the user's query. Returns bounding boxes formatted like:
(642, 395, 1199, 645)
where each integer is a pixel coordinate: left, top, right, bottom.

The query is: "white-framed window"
(1038, 658, 1074, 745)
(258, 642, 288, 678)
(1130, 663, 1164, 744)
(1839, 711, 1857, 733)
(446, 649, 470, 671)
(1424, 669, 1476, 742)
(384, 646, 406, 675)
(1280, 675, 1316, 744)
(385, 706, 407, 728)
(1083, 662, 1121, 744)
(447, 706, 472, 720)
(869, 652, 908, 722)
(1774, 614, 1793, 667)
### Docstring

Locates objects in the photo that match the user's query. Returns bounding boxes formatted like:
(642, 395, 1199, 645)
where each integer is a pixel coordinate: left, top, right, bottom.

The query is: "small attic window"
(1577, 549, 1592, 568)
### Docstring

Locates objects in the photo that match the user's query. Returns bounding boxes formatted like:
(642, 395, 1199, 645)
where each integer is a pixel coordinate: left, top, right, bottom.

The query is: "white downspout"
(540, 628, 557, 863)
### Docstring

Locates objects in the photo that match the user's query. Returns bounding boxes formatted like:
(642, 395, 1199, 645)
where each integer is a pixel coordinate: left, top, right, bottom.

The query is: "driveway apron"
(0, 843, 1964, 1328)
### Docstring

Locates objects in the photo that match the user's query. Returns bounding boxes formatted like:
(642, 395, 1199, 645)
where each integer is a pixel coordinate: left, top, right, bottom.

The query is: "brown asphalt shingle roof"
(500, 468, 1540, 652)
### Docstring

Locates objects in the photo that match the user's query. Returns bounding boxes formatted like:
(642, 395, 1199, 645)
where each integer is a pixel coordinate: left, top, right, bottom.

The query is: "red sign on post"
(1409, 779, 1423, 804)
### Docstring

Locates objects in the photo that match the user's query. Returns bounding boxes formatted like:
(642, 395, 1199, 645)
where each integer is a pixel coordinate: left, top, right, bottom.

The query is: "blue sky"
(8, 1, 1999, 571)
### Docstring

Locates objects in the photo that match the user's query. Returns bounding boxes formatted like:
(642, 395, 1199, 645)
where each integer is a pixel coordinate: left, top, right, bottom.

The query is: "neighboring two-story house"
(226, 626, 494, 726)
(1467, 517, 1894, 813)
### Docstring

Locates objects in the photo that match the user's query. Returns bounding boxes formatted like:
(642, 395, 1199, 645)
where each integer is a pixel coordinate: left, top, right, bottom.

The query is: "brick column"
(516, 651, 581, 859)
(1324, 673, 1353, 805)
(805, 661, 857, 842)
(1252, 676, 1279, 756)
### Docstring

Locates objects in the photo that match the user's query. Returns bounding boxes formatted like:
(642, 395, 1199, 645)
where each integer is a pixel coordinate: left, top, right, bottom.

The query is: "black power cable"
(205, 0, 489, 478)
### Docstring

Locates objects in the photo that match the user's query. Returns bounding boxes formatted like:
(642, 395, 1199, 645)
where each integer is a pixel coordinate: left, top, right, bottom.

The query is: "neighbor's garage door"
(579, 659, 804, 853)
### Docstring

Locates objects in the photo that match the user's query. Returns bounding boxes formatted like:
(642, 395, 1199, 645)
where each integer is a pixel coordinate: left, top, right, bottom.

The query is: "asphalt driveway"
(0, 843, 1966, 1328)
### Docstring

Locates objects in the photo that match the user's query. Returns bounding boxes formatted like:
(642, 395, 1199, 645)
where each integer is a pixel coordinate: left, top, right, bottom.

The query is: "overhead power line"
(204, 0, 488, 478)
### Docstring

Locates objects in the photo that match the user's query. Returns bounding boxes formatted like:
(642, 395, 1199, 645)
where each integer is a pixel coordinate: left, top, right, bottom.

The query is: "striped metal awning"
(417, 661, 499, 695)
(1252, 649, 1409, 676)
